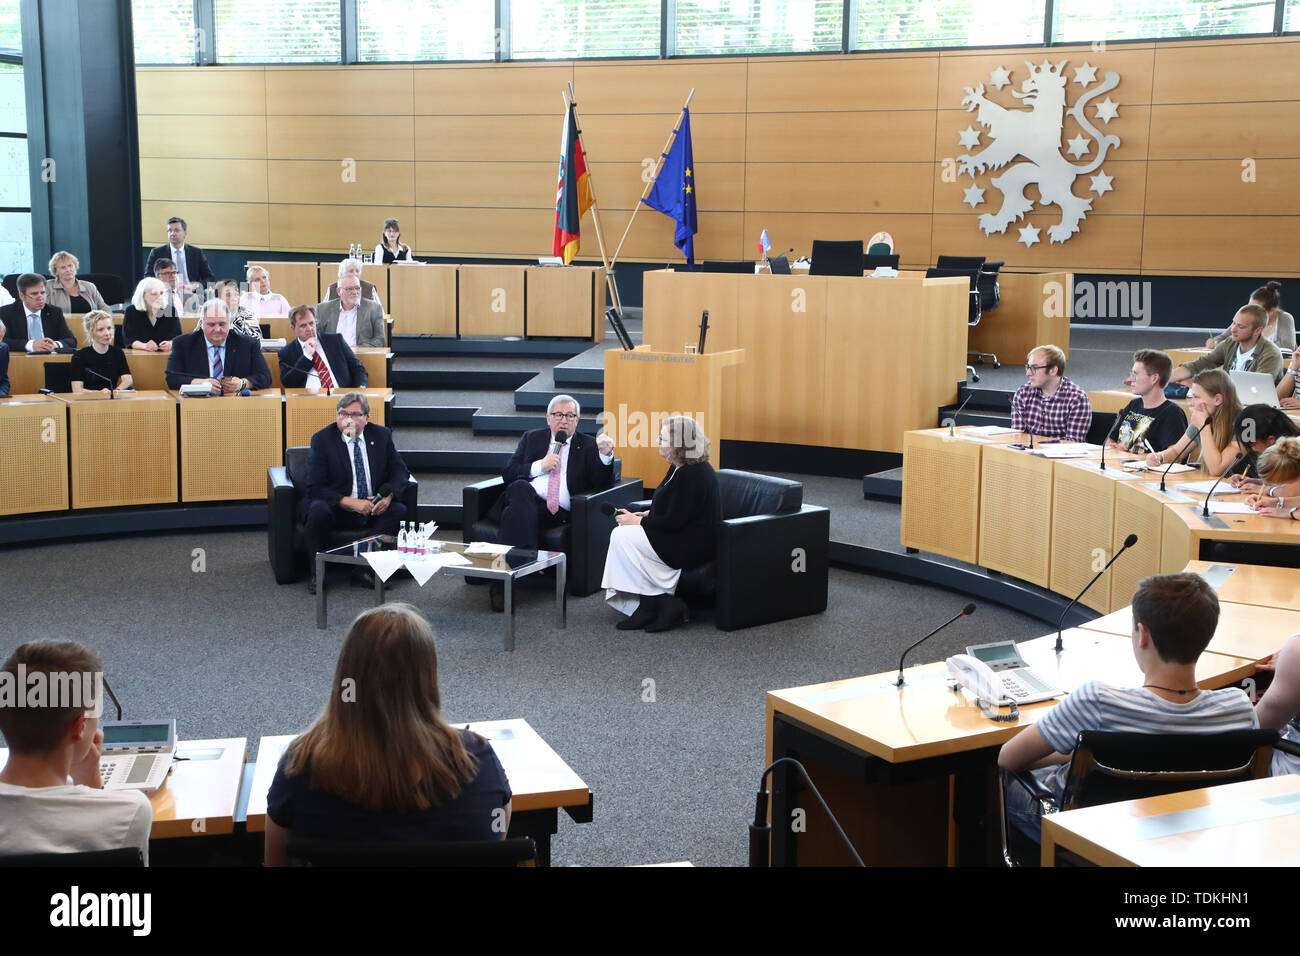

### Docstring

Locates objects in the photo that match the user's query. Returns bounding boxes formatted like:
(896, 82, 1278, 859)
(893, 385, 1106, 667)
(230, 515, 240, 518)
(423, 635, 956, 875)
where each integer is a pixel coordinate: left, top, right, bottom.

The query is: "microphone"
(896, 603, 976, 687)
(697, 309, 709, 355)
(1202, 452, 1246, 518)
(1055, 534, 1138, 652)
(749, 757, 864, 867)
(82, 366, 117, 397)
(38, 388, 53, 395)
(948, 390, 974, 438)
(1160, 419, 1209, 492)
(1098, 415, 1121, 471)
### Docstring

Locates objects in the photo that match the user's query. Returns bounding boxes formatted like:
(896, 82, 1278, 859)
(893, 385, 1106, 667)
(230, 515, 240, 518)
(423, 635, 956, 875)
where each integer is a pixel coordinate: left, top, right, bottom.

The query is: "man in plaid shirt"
(1010, 344, 1092, 442)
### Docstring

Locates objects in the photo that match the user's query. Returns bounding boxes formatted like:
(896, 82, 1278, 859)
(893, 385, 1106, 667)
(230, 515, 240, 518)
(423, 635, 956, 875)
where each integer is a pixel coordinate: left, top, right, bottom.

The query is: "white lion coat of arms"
(956, 60, 1121, 246)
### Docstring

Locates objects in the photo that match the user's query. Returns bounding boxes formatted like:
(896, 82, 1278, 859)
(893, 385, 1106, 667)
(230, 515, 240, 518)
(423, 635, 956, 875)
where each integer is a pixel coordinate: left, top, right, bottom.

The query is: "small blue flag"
(641, 108, 698, 267)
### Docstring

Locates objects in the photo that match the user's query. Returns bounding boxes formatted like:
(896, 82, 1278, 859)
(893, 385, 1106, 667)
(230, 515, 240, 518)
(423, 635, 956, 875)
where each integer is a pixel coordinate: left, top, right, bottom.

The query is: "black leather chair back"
(809, 239, 864, 277)
(285, 446, 311, 494)
(80, 272, 127, 306)
(716, 469, 802, 520)
(44, 362, 73, 393)
(936, 254, 986, 271)
(862, 253, 900, 270)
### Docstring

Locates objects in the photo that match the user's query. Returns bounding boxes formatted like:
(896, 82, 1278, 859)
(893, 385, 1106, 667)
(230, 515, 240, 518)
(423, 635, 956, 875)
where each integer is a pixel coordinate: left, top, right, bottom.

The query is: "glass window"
(0, 0, 20, 56)
(131, 0, 197, 65)
(511, 0, 660, 59)
(0, 56, 29, 276)
(214, 0, 341, 63)
(856, 0, 1043, 50)
(1056, 0, 1275, 42)
(1288, 0, 1300, 30)
(677, 0, 843, 55)
(357, 0, 495, 62)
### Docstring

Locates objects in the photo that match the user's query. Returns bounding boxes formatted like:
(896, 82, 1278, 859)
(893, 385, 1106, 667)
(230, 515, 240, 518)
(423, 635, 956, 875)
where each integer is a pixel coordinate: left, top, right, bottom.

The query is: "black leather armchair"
(675, 469, 830, 631)
(462, 461, 643, 597)
(267, 446, 420, 584)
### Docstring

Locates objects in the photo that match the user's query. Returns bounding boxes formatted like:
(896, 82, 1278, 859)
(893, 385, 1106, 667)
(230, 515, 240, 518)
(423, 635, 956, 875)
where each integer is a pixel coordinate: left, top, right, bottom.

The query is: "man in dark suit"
(144, 217, 214, 291)
(151, 258, 189, 318)
(0, 342, 9, 397)
(0, 273, 77, 353)
(164, 300, 271, 393)
(278, 305, 367, 390)
(490, 394, 616, 610)
(303, 391, 411, 593)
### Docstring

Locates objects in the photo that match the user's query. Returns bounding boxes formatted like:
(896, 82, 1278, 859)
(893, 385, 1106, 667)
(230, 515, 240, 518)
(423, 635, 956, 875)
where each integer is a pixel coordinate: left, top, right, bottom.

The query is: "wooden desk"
(245, 718, 591, 866)
(1167, 346, 1213, 367)
(1080, 598, 1300, 661)
(283, 388, 392, 448)
(459, 265, 524, 337)
(1184, 559, 1300, 612)
(900, 428, 983, 563)
(57, 391, 178, 509)
(247, 260, 319, 316)
(1050, 458, 1148, 612)
(8, 351, 70, 395)
(1042, 774, 1300, 866)
(0, 394, 68, 515)
(389, 264, 458, 335)
(978, 441, 1054, 587)
(175, 390, 283, 501)
(525, 266, 605, 340)
(266, 347, 389, 390)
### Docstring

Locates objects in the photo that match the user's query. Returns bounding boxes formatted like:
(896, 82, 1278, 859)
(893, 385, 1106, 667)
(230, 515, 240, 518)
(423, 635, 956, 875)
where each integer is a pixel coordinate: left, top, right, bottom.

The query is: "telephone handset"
(946, 654, 1020, 723)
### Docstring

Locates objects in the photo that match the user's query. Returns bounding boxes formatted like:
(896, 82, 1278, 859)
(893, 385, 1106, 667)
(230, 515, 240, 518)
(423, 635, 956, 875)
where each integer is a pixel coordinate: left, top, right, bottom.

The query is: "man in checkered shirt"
(1010, 344, 1093, 442)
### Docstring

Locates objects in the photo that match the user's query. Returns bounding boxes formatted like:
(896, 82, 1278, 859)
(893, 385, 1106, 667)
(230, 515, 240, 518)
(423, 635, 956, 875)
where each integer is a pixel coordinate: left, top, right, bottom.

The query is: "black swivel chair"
(809, 240, 865, 277)
(1000, 728, 1286, 867)
(286, 834, 537, 867)
(461, 465, 644, 597)
(79, 272, 127, 307)
(862, 253, 900, 271)
(935, 255, 1002, 368)
(266, 446, 421, 584)
(43, 362, 73, 393)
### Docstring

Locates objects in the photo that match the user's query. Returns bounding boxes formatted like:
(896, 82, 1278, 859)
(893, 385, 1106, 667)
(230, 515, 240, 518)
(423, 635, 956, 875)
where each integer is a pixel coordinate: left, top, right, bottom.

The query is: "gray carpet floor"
(0, 528, 1046, 867)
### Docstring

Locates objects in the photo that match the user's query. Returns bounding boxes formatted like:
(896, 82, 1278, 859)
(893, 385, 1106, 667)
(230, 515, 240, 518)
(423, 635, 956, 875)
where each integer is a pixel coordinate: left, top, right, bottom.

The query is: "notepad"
(962, 425, 1020, 436)
(1177, 480, 1242, 495)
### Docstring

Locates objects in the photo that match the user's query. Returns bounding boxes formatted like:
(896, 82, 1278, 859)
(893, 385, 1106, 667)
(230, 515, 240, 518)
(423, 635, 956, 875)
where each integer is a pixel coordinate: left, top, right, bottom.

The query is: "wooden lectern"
(602, 346, 744, 489)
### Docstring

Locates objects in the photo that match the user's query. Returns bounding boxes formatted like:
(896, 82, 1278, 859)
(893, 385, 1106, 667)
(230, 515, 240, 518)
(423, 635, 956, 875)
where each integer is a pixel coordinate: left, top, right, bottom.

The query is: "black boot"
(645, 596, 689, 632)
(617, 595, 660, 630)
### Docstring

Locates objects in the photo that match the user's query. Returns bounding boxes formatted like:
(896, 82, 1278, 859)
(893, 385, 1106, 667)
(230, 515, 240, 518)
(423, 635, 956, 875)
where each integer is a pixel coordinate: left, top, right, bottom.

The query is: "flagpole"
(564, 84, 624, 318)
(610, 87, 695, 269)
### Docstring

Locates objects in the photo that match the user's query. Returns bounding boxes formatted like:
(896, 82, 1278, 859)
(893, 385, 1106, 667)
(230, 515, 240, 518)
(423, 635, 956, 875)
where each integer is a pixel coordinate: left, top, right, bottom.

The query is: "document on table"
(404, 552, 472, 585)
(465, 542, 513, 555)
(1027, 443, 1096, 458)
(1206, 502, 1258, 515)
(962, 425, 1021, 436)
(1177, 480, 1244, 495)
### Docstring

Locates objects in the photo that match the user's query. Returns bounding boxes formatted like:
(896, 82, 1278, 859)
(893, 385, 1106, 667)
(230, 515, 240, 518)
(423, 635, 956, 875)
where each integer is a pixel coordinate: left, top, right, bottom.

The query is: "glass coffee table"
(315, 535, 567, 651)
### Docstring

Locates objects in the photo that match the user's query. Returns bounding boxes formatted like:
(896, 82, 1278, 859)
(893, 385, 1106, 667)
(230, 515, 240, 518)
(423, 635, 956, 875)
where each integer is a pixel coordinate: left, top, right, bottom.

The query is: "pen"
(1143, 438, 1156, 456)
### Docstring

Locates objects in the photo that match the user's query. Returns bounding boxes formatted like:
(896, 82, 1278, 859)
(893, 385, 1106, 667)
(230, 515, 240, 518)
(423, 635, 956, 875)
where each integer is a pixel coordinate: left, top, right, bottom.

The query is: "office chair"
(0, 847, 144, 867)
(935, 255, 985, 271)
(700, 260, 757, 274)
(809, 239, 864, 277)
(867, 231, 894, 255)
(79, 272, 127, 307)
(862, 253, 900, 271)
(286, 835, 537, 867)
(1000, 728, 1282, 867)
(43, 362, 73, 393)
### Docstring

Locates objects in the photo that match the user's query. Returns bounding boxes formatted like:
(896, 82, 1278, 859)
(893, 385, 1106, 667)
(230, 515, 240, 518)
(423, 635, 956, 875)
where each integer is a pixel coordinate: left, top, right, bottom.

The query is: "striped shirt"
(1037, 681, 1259, 795)
(1010, 376, 1092, 442)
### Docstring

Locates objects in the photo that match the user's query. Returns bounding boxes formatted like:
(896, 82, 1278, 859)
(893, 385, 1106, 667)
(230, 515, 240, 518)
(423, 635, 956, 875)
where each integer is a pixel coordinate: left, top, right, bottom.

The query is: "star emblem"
(1072, 62, 1098, 86)
(1018, 223, 1041, 248)
(1065, 133, 1090, 158)
(988, 66, 1011, 90)
(958, 126, 981, 149)
(962, 184, 985, 208)
(1094, 97, 1120, 123)
(1089, 171, 1114, 196)
(684, 184, 692, 194)
(685, 167, 692, 177)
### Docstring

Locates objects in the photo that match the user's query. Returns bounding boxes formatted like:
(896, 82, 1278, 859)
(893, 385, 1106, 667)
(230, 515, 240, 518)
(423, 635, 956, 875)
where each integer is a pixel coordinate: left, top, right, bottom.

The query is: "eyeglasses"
(338, 410, 367, 419)
(1025, 364, 1050, 372)
(549, 412, 579, 421)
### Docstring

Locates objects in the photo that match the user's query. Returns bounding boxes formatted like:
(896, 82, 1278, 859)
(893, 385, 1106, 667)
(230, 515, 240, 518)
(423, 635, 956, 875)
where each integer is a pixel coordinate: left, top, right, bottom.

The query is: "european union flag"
(641, 108, 698, 267)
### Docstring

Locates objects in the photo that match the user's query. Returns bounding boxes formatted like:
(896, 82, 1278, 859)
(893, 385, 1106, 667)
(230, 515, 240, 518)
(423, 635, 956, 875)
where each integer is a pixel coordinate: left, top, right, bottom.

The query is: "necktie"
(175, 249, 188, 285)
(27, 312, 43, 340)
(546, 443, 563, 515)
(352, 438, 369, 499)
(211, 346, 223, 379)
(312, 350, 333, 388)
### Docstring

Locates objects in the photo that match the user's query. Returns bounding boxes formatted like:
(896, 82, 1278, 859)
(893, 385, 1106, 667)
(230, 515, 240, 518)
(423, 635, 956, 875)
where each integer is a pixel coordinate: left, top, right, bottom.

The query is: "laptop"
(1230, 370, 1281, 408)
(964, 641, 1063, 704)
(98, 719, 176, 792)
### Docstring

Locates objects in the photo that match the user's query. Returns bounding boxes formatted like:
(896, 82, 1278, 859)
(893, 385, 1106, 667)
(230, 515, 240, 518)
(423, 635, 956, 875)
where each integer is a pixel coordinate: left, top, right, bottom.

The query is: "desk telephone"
(946, 654, 1020, 723)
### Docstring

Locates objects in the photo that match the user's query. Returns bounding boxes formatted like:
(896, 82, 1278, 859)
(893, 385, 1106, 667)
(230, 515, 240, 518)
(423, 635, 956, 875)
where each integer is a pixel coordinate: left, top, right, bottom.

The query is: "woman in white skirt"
(602, 416, 719, 633)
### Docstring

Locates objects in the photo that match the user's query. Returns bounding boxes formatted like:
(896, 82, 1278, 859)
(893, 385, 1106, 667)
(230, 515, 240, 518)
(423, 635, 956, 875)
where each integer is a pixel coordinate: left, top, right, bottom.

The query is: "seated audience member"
(1277, 348, 1300, 409)
(45, 251, 109, 314)
(998, 573, 1259, 842)
(1229, 405, 1300, 491)
(375, 218, 415, 264)
(151, 258, 188, 317)
(1107, 349, 1187, 454)
(302, 392, 410, 594)
(164, 300, 271, 394)
(1255, 631, 1300, 776)
(1207, 281, 1296, 352)
(144, 215, 213, 291)
(123, 277, 182, 352)
(602, 415, 719, 634)
(316, 274, 385, 349)
(195, 279, 261, 341)
(1241, 438, 1300, 519)
(70, 311, 132, 393)
(1010, 344, 1092, 442)
(240, 266, 291, 318)
(1146, 369, 1245, 475)
(1173, 304, 1283, 387)
(264, 603, 511, 864)
(0, 272, 77, 354)
(490, 394, 615, 611)
(324, 257, 384, 310)
(0, 342, 8, 396)
(279, 305, 367, 390)
(0, 641, 152, 862)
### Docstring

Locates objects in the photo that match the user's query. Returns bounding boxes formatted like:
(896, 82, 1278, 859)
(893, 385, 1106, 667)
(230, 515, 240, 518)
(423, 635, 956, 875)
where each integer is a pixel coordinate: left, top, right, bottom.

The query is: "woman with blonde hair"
(1243, 437, 1300, 519)
(602, 415, 720, 633)
(1146, 369, 1245, 476)
(70, 311, 132, 393)
(264, 603, 511, 863)
(45, 251, 109, 313)
(239, 266, 291, 318)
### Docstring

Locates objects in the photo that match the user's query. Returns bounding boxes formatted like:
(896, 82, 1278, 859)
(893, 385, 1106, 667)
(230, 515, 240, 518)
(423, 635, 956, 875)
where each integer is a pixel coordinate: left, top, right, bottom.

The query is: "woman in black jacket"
(602, 415, 719, 632)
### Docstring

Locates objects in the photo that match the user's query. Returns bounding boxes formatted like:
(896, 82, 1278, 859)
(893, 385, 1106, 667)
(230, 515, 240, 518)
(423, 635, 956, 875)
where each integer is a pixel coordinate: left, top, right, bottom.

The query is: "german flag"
(553, 101, 593, 264)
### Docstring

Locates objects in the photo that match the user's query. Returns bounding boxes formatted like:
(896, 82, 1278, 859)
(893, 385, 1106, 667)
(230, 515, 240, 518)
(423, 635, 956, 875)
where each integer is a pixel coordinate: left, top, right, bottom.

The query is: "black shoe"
(645, 596, 689, 633)
(307, 576, 317, 595)
(350, 569, 376, 589)
(616, 595, 660, 630)
(489, 581, 505, 613)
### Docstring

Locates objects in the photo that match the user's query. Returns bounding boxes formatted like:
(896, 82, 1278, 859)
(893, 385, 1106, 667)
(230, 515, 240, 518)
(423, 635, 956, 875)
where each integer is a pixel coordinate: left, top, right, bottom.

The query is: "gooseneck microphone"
(1160, 419, 1209, 492)
(1055, 534, 1138, 652)
(82, 366, 117, 398)
(749, 757, 864, 867)
(1098, 415, 1121, 471)
(1202, 452, 1246, 518)
(896, 603, 976, 687)
(948, 390, 974, 438)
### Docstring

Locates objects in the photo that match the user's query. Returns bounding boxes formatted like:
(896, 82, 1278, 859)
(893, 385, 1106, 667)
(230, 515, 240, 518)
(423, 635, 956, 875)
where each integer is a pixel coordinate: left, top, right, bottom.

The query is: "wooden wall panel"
(414, 65, 574, 115)
(601, 210, 746, 262)
(138, 115, 268, 160)
(270, 204, 416, 253)
(1152, 39, 1300, 104)
(931, 213, 1144, 272)
(589, 161, 745, 212)
(136, 69, 265, 115)
(747, 112, 936, 163)
(140, 201, 269, 249)
(1144, 160, 1300, 216)
(267, 116, 415, 161)
(414, 115, 556, 162)
(1148, 102, 1300, 160)
(415, 207, 557, 258)
(747, 55, 938, 112)
(139, 158, 268, 204)
(747, 163, 934, 214)
(579, 113, 746, 163)
(265, 67, 413, 115)
(267, 161, 415, 206)
(575, 61, 748, 114)
(416, 162, 555, 208)
(741, 212, 933, 266)
(1141, 217, 1300, 275)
